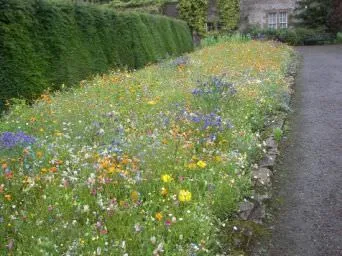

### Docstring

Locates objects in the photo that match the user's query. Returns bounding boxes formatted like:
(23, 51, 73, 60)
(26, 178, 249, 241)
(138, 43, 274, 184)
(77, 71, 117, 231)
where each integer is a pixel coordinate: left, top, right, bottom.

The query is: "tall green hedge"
(0, 0, 193, 110)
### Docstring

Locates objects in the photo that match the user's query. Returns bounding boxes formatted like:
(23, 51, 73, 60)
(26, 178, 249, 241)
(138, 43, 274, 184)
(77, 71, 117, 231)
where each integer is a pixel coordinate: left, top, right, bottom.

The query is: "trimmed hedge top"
(0, 0, 193, 110)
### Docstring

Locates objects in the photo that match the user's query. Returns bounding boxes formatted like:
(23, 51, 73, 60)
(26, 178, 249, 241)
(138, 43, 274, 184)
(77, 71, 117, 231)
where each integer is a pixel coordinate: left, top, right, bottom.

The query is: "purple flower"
(191, 76, 236, 97)
(0, 132, 36, 149)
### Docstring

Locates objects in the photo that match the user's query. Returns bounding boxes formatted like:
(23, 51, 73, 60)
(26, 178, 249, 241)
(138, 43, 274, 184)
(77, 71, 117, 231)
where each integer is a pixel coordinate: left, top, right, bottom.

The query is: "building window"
(278, 11, 288, 28)
(268, 13, 277, 29)
(206, 22, 215, 32)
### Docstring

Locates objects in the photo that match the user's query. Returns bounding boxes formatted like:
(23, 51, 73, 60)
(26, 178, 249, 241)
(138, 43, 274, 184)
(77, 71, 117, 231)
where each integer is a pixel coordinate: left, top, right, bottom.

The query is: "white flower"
(96, 247, 101, 255)
(150, 236, 156, 245)
(83, 205, 90, 213)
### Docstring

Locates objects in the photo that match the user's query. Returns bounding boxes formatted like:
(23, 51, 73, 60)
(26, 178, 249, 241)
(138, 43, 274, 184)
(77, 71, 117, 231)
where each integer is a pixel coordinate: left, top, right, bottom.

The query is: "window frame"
(278, 11, 288, 29)
(267, 12, 278, 29)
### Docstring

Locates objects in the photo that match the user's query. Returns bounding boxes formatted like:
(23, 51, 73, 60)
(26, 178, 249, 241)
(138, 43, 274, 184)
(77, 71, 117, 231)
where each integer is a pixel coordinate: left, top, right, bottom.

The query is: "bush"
(246, 27, 335, 46)
(0, 0, 193, 111)
(200, 32, 251, 47)
(336, 32, 342, 43)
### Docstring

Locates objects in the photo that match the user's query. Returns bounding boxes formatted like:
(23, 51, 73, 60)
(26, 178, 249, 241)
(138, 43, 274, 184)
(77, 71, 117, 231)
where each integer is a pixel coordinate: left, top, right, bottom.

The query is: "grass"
(0, 40, 294, 255)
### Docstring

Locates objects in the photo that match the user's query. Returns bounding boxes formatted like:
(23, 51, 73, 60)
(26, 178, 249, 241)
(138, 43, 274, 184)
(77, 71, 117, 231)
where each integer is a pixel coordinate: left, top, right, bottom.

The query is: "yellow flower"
(178, 190, 192, 202)
(130, 191, 139, 203)
(187, 163, 197, 170)
(196, 160, 207, 168)
(161, 174, 173, 183)
(107, 166, 116, 174)
(155, 212, 163, 221)
(160, 187, 168, 196)
(4, 194, 12, 201)
(214, 156, 222, 162)
(147, 100, 157, 105)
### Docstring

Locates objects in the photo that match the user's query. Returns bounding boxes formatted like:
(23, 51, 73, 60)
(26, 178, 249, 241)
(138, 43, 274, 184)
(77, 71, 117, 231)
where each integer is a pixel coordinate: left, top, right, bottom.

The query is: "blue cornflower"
(0, 132, 36, 149)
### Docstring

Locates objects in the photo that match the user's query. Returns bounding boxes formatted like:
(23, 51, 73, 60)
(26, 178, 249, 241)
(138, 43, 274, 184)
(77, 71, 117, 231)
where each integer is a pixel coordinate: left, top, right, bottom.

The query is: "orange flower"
(50, 167, 57, 173)
(5, 171, 13, 180)
(1, 163, 8, 170)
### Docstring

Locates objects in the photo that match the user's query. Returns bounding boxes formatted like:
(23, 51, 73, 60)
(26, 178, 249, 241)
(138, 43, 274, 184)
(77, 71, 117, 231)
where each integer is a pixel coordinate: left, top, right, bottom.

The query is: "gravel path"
(266, 45, 342, 256)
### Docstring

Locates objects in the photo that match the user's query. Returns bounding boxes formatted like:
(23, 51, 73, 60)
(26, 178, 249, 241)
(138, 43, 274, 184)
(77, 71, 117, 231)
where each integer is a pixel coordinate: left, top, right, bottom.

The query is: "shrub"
(178, 0, 208, 35)
(0, 0, 193, 111)
(336, 32, 342, 43)
(246, 27, 335, 46)
(200, 32, 251, 47)
(218, 0, 240, 31)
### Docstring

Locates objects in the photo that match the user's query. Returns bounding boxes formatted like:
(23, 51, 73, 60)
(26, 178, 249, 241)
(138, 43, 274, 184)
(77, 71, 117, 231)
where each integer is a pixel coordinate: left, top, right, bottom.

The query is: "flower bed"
(0, 40, 294, 255)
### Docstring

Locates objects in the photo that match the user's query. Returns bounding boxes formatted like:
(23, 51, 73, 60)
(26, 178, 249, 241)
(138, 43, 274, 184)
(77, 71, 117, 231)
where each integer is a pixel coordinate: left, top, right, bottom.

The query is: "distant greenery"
(337, 32, 342, 43)
(246, 27, 336, 46)
(294, 0, 332, 30)
(294, 0, 341, 33)
(329, 0, 342, 32)
(178, 0, 208, 35)
(108, 0, 241, 35)
(104, 0, 171, 13)
(218, 0, 239, 31)
(0, 0, 193, 111)
(200, 33, 251, 48)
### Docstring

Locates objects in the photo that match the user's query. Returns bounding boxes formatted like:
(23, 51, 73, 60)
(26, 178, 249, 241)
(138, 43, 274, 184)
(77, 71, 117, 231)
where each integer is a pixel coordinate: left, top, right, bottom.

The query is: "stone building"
(163, 0, 299, 31)
(240, 0, 298, 30)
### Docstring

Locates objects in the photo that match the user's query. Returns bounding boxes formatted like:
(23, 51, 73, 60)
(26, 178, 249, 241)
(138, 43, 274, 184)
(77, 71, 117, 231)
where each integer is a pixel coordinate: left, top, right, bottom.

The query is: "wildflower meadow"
(0, 40, 294, 255)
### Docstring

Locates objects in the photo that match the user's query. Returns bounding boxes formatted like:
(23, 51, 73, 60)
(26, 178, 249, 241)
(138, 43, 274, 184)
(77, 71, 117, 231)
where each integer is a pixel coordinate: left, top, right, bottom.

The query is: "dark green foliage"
(294, 0, 332, 30)
(0, 0, 193, 110)
(246, 27, 335, 46)
(329, 0, 342, 33)
(218, 0, 239, 31)
(178, 0, 208, 35)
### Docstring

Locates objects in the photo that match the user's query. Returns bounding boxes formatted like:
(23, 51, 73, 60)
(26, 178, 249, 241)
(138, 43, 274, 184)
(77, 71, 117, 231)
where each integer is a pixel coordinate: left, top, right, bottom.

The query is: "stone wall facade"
(162, 0, 299, 31)
(240, 0, 298, 30)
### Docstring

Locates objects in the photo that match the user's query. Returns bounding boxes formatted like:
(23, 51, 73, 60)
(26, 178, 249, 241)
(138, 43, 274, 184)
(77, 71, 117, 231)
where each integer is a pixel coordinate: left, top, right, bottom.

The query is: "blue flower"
(191, 76, 236, 97)
(0, 132, 36, 149)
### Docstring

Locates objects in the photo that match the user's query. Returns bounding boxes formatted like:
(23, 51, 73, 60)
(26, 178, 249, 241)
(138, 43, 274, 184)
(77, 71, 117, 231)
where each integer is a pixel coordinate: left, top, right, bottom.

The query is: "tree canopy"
(294, 0, 341, 32)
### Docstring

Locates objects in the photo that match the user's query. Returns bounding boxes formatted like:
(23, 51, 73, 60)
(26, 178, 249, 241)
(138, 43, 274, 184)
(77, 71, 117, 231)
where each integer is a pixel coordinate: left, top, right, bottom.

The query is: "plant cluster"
(294, 0, 342, 33)
(217, 0, 240, 31)
(0, 40, 294, 255)
(329, 0, 342, 33)
(246, 27, 336, 46)
(178, 0, 208, 35)
(178, 0, 240, 35)
(0, 0, 193, 112)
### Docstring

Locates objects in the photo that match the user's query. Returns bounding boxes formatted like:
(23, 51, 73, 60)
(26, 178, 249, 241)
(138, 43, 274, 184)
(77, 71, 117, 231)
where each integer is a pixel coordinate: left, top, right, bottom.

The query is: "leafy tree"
(178, 0, 208, 35)
(329, 0, 342, 32)
(218, 0, 239, 31)
(294, 0, 333, 30)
